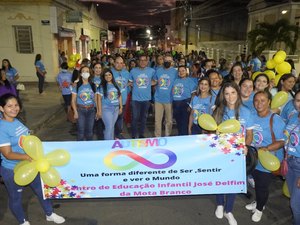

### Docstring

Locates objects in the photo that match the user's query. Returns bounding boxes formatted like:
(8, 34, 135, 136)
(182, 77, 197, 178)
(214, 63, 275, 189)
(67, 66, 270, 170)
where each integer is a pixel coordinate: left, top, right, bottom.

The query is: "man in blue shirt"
(154, 55, 177, 137)
(129, 54, 155, 138)
(111, 56, 129, 139)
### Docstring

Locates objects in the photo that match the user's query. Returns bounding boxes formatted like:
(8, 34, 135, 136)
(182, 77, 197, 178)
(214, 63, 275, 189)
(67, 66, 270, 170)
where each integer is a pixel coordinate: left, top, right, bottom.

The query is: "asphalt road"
(0, 114, 293, 225)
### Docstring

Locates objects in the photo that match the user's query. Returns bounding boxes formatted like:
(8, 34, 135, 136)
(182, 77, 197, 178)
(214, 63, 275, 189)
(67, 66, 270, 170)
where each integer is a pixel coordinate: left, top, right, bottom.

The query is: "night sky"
(80, 0, 176, 28)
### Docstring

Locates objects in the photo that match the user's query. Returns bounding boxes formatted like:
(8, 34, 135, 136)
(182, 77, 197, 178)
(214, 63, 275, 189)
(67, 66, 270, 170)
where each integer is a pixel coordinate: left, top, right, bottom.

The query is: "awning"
(58, 27, 75, 38)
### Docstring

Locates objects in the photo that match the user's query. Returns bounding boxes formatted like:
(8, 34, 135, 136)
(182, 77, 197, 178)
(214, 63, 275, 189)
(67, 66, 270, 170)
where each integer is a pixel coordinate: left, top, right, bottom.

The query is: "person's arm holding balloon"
(71, 91, 78, 120)
(0, 145, 31, 161)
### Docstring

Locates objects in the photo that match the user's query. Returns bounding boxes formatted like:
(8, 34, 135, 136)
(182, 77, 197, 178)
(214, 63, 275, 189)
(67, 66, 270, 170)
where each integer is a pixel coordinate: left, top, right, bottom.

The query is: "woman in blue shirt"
(2, 59, 19, 87)
(97, 68, 122, 140)
(34, 54, 47, 94)
(213, 82, 254, 225)
(188, 77, 215, 134)
(71, 66, 97, 141)
(245, 91, 285, 222)
(284, 90, 300, 225)
(172, 65, 196, 135)
(0, 94, 65, 225)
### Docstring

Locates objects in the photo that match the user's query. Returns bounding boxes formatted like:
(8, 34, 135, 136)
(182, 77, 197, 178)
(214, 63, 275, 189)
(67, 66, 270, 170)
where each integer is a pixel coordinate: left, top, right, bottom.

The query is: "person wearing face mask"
(71, 66, 97, 141)
(153, 55, 177, 137)
(56, 62, 72, 117)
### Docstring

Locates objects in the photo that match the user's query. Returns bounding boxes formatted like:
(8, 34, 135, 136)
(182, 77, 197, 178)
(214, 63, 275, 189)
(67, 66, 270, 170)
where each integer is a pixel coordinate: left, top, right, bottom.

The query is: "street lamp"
(146, 29, 151, 34)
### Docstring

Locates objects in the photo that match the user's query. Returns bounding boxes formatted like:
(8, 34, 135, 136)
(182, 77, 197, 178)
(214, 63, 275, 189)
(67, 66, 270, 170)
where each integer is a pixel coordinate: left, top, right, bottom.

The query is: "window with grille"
(13, 25, 34, 53)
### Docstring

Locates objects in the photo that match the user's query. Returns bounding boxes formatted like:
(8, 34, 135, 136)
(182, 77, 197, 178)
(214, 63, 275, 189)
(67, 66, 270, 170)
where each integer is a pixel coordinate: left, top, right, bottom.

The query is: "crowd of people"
(0, 49, 300, 225)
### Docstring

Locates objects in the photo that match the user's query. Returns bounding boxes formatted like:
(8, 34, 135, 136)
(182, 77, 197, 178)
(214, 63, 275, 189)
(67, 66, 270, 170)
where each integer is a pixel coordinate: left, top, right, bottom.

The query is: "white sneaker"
(224, 212, 237, 225)
(252, 209, 263, 222)
(20, 221, 30, 225)
(245, 201, 257, 211)
(46, 213, 65, 224)
(215, 205, 224, 219)
(245, 201, 265, 212)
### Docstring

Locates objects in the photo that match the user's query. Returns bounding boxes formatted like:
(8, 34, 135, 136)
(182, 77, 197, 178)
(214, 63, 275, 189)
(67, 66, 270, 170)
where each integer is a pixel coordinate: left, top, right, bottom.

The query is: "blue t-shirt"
(284, 112, 300, 158)
(93, 76, 101, 89)
(172, 77, 197, 101)
(211, 88, 220, 97)
(190, 95, 216, 124)
(5, 67, 18, 85)
(223, 105, 254, 135)
(56, 70, 72, 95)
(98, 84, 120, 106)
(251, 113, 285, 173)
(242, 92, 256, 114)
(250, 57, 261, 72)
(154, 67, 177, 103)
(0, 119, 29, 170)
(72, 83, 95, 106)
(129, 67, 155, 101)
(111, 68, 130, 105)
(35, 60, 46, 72)
(281, 99, 297, 123)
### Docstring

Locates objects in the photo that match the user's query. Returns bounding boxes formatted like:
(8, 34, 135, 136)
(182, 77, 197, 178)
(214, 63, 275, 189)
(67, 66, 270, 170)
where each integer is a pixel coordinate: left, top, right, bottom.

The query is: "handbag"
(269, 113, 288, 176)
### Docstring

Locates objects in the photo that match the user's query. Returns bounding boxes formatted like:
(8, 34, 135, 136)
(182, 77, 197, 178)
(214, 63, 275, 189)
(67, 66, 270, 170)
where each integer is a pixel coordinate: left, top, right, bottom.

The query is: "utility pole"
(184, 0, 192, 55)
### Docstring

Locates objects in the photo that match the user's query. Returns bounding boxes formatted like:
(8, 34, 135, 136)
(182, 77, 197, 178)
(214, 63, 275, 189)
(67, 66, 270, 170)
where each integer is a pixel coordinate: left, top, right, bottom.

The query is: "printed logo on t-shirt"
(253, 131, 263, 146)
(290, 131, 299, 147)
(173, 83, 184, 97)
(116, 77, 127, 91)
(108, 87, 119, 103)
(79, 89, 94, 103)
(62, 80, 70, 88)
(136, 74, 149, 88)
(158, 74, 171, 90)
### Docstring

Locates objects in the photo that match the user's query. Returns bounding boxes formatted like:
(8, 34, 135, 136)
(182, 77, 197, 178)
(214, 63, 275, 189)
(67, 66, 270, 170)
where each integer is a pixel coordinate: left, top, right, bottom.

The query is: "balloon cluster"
(197, 114, 241, 133)
(68, 53, 81, 69)
(267, 50, 291, 86)
(14, 135, 71, 187)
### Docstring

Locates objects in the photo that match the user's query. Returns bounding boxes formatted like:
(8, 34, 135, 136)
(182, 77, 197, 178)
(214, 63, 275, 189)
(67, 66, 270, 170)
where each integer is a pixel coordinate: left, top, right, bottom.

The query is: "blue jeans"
(36, 72, 45, 94)
(173, 99, 190, 136)
(77, 107, 96, 141)
(216, 194, 236, 213)
(102, 105, 119, 140)
(286, 156, 300, 225)
(131, 100, 150, 138)
(115, 104, 125, 138)
(1, 166, 53, 224)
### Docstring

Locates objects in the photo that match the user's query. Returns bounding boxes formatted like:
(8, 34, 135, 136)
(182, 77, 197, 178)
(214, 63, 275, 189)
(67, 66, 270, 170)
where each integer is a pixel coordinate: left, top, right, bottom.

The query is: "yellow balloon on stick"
(266, 59, 276, 69)
(14, 162, 38, 186)
(276, 50, 287, 60)
(217, 119, 241, 133)
(14, 160, 30, 174)
(75, 53, 81, 61)
(258, 149, 280, 171)
(275, 62, 291, 74)
(282, 180, 290, 198)
(36, 159, 50, 173)
(41, 167, 61, 187)
(271, 91, 289, 109)
(69, 54, 76, 62)
(198, 114, 217, 131)
(46, 149, 71, 167)
(22, 135, 44, 160)
(273, 55, 285, 64)
(68, 60, 76, 69)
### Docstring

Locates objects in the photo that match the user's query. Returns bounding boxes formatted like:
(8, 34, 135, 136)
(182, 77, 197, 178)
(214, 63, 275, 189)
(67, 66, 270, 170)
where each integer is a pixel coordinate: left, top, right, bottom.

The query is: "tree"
(248, 19, 299, 55)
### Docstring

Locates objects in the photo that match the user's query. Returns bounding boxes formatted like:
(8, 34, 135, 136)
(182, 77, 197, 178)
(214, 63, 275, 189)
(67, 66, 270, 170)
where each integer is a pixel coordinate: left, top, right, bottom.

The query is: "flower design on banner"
(14, 135, 71, 187)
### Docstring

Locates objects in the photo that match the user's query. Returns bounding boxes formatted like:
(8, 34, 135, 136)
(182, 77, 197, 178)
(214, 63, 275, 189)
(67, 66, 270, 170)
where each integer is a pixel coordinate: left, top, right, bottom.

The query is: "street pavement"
(0, 82, 294, 225)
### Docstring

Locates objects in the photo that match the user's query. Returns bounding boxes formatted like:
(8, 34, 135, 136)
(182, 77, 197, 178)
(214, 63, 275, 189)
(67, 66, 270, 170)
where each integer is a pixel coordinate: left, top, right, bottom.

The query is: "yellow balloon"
(264, 70, 275, 81)
(274, 74, 284, 87)
(22, 135, 44, 160)
(217, 119, 241, 133)
(36, 159, 50, 173)
(68, 60, 76, 68)
(273, 55, 285, 64)
(258, 149, 280, 171)
(14, 162, 38, 186)
(275, 62, 291, 74)
(271, 91, 289, 109)
(276, 50, 287, 60)
(251, 71, 261, 80)
(282, 180, 290, 198)
(266, 59, 276, 69)
(14, 160, 30, 174)
(45, 149, 71, 167)
(69, 54, 76, 62)
(75, 53, 81, 61)
(41, 167, 61, 187)
(198, 114, 217, 131)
